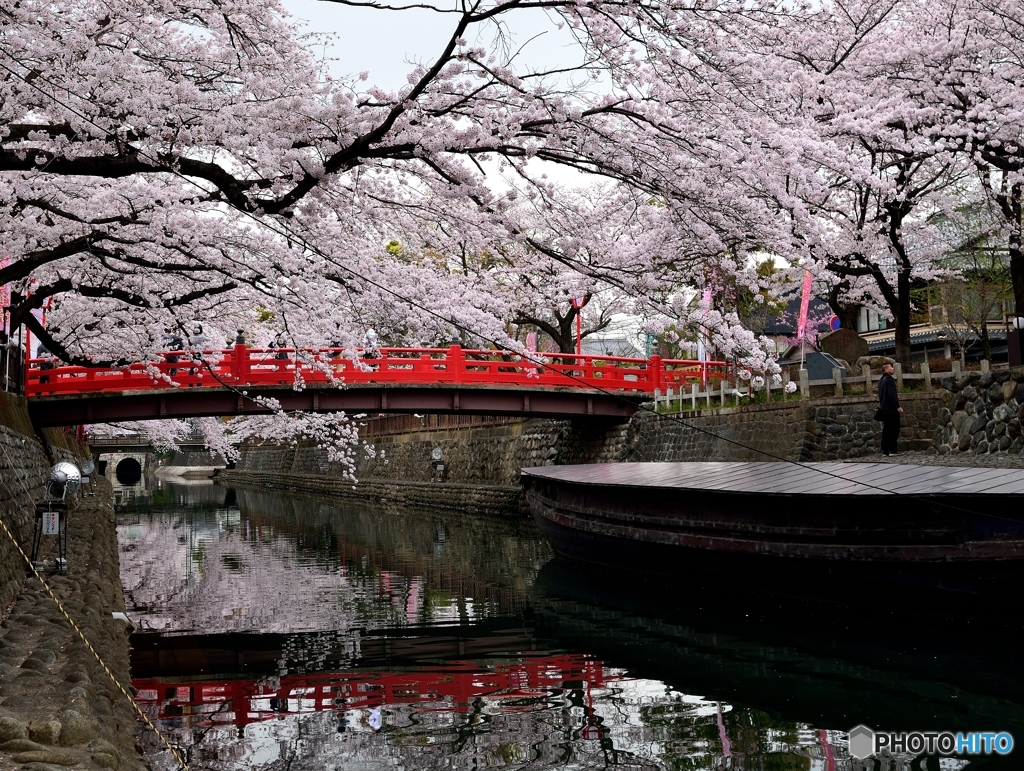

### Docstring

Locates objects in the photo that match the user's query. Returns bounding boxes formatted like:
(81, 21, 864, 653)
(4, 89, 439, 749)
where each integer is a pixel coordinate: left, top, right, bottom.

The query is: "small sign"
(830, 315, 842, 332)
(42, 510, 60, 535)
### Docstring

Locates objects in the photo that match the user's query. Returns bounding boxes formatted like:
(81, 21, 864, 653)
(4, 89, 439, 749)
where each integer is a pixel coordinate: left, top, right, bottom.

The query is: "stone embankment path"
(0, 477, 148, 771)
(852, 450, 1024, 468)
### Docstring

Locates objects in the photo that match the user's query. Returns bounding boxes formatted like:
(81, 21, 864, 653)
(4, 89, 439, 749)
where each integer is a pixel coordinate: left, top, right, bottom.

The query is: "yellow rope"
(0, 439, 189, 770)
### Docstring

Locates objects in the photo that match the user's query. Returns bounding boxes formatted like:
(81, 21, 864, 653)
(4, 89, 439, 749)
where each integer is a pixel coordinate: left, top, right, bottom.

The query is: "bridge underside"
(29, 384, 644, 426)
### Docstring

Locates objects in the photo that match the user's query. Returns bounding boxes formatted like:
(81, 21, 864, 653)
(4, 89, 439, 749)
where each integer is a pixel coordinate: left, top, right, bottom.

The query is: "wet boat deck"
(521, 461, 1024, 497)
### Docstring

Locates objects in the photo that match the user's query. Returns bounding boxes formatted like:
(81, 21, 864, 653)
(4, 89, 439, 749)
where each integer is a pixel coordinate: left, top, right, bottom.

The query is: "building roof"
(864, 325, 1007, 353)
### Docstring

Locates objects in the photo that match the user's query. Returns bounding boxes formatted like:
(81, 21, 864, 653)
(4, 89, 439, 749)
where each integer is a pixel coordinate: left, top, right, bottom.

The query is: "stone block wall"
(236, 420, 572, 488)
(0, 392, 145, 770)
(0, 420, 49, 614)
(0, 391, 97, 637)
(932, 366, 1024, 456)
(226, 390, 947, 513)
(799, 392, 943, 459)
(626, 401, 808, 462)
(630, 392, 942, 462)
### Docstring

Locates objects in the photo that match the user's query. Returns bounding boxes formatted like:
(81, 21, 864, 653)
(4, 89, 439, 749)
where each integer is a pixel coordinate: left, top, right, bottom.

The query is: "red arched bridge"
(26, 344, 725, 426)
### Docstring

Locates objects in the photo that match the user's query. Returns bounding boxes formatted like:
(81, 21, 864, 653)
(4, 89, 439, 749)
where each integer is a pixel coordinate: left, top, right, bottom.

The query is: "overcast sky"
(283, 0, 586, 89)
(281, 0, 599, 191)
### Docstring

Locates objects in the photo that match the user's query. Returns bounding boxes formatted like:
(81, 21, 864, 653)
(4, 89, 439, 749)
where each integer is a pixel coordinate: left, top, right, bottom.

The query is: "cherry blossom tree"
(726, 0, 976, 365)
(798, 0, 1024, 360)
(29, 0, 1024, 461)
(906, 0, 1024, 361)
(2, 0, 814, 453)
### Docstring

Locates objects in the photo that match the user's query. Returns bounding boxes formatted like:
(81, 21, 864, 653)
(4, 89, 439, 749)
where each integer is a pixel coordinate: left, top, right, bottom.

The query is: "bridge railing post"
(233, 341, 250, 384)
(649, 355, 662, 394)
(448, 345, 463, 383)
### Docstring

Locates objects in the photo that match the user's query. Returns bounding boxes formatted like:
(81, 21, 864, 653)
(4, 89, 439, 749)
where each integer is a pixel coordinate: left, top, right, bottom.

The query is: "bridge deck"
(29, 382, 645, 426)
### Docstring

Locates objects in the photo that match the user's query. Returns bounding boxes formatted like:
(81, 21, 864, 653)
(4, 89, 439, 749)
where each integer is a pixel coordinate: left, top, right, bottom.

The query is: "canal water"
(114, 479, 1024, 770)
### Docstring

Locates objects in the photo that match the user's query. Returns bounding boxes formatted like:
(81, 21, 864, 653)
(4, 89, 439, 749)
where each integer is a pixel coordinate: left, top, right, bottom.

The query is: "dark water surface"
(115, 481, 1023, 770)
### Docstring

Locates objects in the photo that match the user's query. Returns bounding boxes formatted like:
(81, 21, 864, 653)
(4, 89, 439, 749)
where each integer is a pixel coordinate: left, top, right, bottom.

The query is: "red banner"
(796, 271, 813, 342)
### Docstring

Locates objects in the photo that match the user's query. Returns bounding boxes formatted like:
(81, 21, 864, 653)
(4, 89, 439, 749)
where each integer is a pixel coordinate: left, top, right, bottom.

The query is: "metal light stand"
(31, 500, 68, 574)
(30, 462, 81, 574)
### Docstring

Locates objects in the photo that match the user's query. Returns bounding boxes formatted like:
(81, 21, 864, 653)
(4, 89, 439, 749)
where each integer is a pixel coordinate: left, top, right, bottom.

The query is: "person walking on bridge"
(188, 324, 208, 381)
(361, 325, 380, 359)
(877, 361, 903, 456)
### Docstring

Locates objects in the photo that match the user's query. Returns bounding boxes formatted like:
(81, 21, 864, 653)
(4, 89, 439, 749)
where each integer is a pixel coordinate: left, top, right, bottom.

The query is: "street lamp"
(570, 295, 589, 356)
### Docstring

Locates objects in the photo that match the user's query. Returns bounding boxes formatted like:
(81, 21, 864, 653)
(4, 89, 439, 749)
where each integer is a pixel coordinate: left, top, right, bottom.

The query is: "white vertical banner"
(0, 254, 8, 336)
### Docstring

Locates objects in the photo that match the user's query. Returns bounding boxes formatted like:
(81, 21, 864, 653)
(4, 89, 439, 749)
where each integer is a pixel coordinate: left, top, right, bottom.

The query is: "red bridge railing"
(133, 652, 613, 729)
(25, 344, 728, 398)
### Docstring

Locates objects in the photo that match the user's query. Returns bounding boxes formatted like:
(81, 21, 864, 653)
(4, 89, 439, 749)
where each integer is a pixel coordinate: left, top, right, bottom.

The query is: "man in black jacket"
(877, 362, 903, 456)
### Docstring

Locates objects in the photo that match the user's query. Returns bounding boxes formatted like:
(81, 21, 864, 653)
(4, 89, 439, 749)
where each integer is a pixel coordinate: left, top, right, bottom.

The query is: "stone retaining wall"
(0, 418, 49, 617)
(222, 471, 529, 516)
(932, 366, 1024, 456)
(223, 391, 946, 512)
(0, 392, 145, 771)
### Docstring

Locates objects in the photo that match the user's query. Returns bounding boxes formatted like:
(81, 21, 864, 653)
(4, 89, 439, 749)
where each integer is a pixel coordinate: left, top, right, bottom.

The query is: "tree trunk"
(827, 280, 860, 331)
(995, 180, 1024, 364)
(893, 269, 913, 367)
(1011, 239, 1024, 364)
(512, 307, 580, 354)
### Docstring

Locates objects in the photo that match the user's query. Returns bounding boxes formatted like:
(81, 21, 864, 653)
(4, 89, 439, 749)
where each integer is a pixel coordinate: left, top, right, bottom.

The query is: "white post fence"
(652, 359, 987, 413)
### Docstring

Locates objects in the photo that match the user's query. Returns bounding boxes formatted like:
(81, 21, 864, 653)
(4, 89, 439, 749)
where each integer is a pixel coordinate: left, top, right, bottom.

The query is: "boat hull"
(522, 462, 1024, 570)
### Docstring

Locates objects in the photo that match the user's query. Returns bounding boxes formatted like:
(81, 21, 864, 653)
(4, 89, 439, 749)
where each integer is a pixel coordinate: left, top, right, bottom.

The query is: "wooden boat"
(521, 462, 1024, 576)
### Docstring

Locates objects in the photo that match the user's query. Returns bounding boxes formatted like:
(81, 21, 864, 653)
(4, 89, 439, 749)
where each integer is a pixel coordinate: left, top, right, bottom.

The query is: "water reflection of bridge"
(124, 489, 868, 771)
(134, 651, 609, 729)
